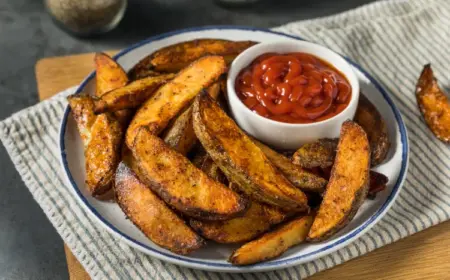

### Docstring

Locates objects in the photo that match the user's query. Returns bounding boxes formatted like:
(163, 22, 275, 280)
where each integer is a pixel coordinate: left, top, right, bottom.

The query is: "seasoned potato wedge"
(292, 138, 338, 169)
(162, 81, 222, 155)
(114, 162, 204, 255)
(93, 74, 175, 114)
(68, 95, 123, 196)
(229, 214, 314, 265)
(128, 39, 256, 76)
(308, 120, 370, 241)
(94, 52, 129, 97)
(94, 52, 132, 124)
(416, 64, 450, 143)
(192, 150, 228, 184)
(354, 94, 390, 166)
(193, 92, 309, 212)
(190, 201, 288, 243)
(252, 139, 327, 193)
(126, 56, 226, 147)
(131, 128, 248, 220)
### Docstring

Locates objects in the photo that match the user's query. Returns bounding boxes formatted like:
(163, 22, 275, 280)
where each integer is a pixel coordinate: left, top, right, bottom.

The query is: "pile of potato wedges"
(67, 39, 392, 265)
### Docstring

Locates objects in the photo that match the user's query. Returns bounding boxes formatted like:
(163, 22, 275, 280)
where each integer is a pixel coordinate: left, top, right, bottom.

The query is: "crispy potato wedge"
(292, 138, 338, 169)
(416, 64, 450, 143)
(229, 214, 314, 265)
(308, 120, 370, 241)
(128, 39, 256, 76)
(114, 162, 204, 255)
(68, 95, 123, 196)
(192, 150, 228, 184)
(94, 52, 129, 97)
(67, 95, 97, 145)
(162, 82, 222, 155)
(126, 56, 226, 147)
(193, 92, 309, 212)
(93, 74, 175, 114)
(354, 94, 390, 166)
(252, 139, 327, 193)
(131, 128, 248, 220)
(190, 201, 288, 244)
(94, 52, 132, 124)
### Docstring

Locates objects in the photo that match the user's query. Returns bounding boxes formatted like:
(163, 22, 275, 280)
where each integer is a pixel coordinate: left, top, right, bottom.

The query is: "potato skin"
(229, 214, 314, 265)
(415, 64, 450, 143)
(114, 162, 204, 255)
(354, 94, 390, 166)
(68, 95, 123, 196)
(252, 138, 327, 193)
(126, 56, 226, 147)
(128, 39, 257, 77)
(192, 91, 309, 212)
(190, 201, 288, 243)
(308, 120, 370, 241)
(131, 128, 248, 221)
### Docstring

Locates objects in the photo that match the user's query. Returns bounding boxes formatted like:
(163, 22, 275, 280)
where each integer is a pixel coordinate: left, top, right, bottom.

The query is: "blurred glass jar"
(45, 0, 127, 36)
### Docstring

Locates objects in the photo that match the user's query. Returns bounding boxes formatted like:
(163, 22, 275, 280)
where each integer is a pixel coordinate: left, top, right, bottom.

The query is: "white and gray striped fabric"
(1, 0, 449, 279)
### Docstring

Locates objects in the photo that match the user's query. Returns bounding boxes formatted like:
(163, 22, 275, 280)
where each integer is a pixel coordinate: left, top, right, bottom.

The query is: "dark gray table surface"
(0, 0, 375, 279)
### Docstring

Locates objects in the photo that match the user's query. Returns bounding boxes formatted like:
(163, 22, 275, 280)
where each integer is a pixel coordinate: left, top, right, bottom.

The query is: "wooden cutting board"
(35, 53, 450, 280)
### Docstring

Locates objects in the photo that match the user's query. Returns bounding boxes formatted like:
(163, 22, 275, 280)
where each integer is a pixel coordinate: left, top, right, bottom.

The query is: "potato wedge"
(190, 201, 288, 244)
(193, 92, 309, 212)
(126, 56, 226, 147)
(131, 128, 248, 220)
(128, 39, 256, 76)
(308, 120, 370, 241)
(94, 52, 129, 97)
(229, 214, 314, 265)
(252, 139, 327, 193)
(114, 162, 204, 255)
(68, 95, 123, 196)
(192, 149, 228, 184)
(94, 52, 132, 124)
(93, 74, 175, 114)
(162, 81, 222, 155)
(67, 95, 97, 145)
(354, 94, 390, 166)
(292, 138, 338, 169)
(416, 64, 450, 143)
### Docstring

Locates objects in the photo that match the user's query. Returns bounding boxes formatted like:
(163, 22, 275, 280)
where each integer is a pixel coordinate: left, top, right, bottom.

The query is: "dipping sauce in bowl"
(235, 53, 352, 124)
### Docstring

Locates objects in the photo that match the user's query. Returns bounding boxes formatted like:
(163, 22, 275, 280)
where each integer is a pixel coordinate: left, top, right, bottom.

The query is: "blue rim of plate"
(59, 26, 409, 270)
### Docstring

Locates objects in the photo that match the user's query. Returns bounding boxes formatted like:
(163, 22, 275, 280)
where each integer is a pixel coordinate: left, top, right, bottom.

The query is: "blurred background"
(0, 0, 375, 279)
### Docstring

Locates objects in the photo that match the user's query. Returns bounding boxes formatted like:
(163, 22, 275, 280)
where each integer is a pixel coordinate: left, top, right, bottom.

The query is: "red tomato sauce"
(235, 52, 352, 123)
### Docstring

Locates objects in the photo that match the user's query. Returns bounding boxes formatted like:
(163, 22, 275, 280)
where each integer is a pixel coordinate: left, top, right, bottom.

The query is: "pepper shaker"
(45, 0, 127, 36)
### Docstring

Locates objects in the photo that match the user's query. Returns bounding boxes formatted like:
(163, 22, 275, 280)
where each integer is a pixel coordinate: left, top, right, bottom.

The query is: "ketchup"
(235, 52, 352, 123)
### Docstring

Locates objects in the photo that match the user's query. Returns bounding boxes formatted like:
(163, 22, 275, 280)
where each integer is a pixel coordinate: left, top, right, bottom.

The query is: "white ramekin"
(227, 41, 360, 150)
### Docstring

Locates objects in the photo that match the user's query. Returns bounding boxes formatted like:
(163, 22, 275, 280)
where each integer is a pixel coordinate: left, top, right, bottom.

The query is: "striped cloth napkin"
(1, 0, 449, 279)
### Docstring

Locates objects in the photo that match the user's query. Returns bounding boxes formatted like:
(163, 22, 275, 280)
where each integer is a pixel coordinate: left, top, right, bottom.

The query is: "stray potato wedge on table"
(354, 94, 390, 166)
(130, 127, 248, 221)
(68, 95, 123, 196)
(416, 64, 450, 143)
(292, 138, 338, 169)
(308, 120, 370, 241)
(114, 162, 204, 255)
(252, 138, 327, 193)
(162, 81, 222, 155)
(190, 201, 288, 244)
(229, 214, 314, 265)
(193, 91, 309, 212)
(93, 73, 176, 114)
(128, 39, 257, 77)
(126, 55, 226, 147)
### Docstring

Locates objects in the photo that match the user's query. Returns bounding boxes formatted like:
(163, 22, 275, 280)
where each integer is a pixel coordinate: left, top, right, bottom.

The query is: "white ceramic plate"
(59, 27, 409, 273)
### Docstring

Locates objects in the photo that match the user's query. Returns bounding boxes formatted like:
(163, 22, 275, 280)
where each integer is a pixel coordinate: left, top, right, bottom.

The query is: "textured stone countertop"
(0, 0, 375, 279)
